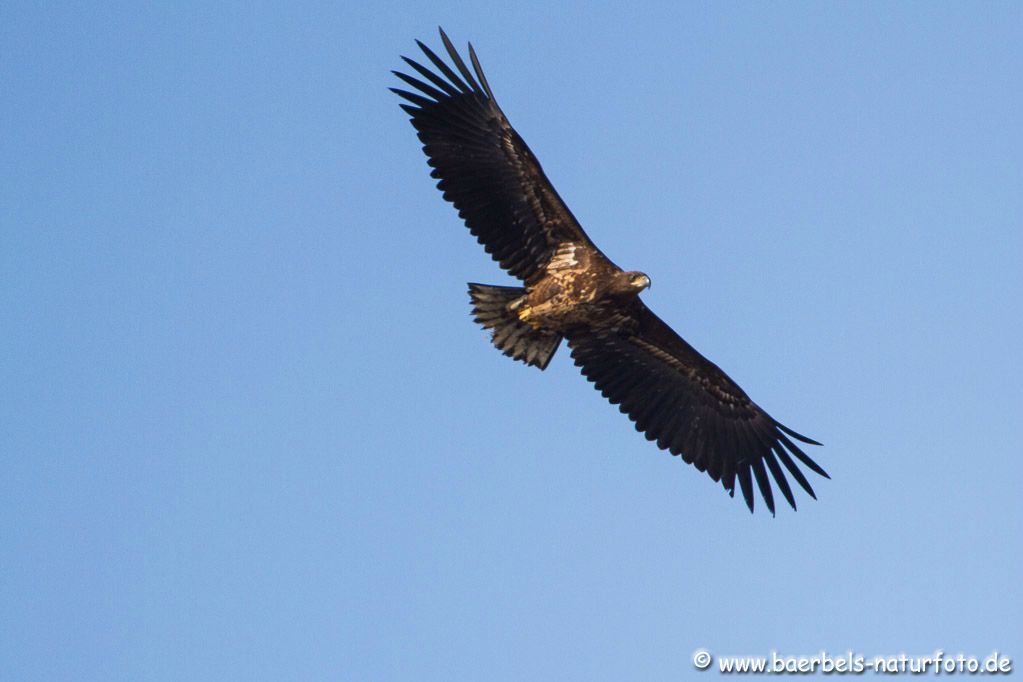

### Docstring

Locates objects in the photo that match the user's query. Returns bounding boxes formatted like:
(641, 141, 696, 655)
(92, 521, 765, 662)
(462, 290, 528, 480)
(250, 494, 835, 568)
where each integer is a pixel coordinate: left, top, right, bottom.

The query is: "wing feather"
(394, 28, 606, 281)
(401, 56, 461, 96)
(773, 444, 818, 500)
(751, 459, 775, 516)
(763, 450, 797, 511)
(569, 300, 826, 513)
(439, 28, 483, 92)
(391, 70, 448, 101)
(736, 466, 755, 513)
(468, 43, 496, 100)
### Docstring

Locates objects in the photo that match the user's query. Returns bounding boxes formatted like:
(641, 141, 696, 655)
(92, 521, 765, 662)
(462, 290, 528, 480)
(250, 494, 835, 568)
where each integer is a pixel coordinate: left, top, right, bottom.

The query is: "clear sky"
(2, 2, 1021, 680)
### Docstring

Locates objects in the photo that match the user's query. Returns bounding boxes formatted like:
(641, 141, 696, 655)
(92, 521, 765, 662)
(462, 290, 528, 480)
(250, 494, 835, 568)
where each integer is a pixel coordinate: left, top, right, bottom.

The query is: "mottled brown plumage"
(393, 29, 828, 514)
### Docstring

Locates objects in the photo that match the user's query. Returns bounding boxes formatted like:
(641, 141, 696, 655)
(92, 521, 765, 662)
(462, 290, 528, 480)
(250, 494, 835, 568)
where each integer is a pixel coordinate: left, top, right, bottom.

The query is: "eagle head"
(630, 272, 651, 290)
(614, 271, 651, 296)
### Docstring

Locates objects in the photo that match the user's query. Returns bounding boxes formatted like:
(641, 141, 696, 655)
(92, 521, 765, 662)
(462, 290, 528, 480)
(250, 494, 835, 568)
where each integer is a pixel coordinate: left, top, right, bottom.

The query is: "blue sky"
(2, 2, 1021, 680)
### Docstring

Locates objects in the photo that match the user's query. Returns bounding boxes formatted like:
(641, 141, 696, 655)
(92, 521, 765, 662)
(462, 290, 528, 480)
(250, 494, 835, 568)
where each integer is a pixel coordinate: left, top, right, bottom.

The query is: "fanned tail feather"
(468, 283, 562, 370)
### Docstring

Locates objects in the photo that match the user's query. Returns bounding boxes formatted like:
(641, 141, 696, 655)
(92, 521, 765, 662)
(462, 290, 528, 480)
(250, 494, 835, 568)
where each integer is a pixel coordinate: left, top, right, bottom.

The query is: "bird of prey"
(392, 28, 827, 514)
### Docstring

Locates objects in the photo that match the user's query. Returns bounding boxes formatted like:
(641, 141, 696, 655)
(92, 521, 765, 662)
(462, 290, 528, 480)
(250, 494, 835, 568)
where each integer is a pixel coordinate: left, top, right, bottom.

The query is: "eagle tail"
(468, 283, 562, 370)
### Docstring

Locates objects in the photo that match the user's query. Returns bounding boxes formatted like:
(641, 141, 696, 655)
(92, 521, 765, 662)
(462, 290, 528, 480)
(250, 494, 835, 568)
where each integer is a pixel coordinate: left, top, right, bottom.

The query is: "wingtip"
(777, 422, 823, 446)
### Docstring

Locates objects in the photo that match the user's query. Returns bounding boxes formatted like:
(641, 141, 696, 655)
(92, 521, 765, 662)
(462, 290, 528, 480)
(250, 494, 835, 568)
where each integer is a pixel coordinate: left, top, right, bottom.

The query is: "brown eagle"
(392, 29, 827, 514)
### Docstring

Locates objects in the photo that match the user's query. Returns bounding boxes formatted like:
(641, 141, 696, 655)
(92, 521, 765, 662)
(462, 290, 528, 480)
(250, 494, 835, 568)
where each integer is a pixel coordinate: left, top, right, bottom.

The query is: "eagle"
(392, 29, 828, 514)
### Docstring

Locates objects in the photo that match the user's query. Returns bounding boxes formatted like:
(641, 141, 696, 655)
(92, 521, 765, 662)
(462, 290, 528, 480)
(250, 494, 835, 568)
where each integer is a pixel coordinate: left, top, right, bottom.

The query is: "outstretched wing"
(567, 301, 827, 514)
(392, 28, 604, 282)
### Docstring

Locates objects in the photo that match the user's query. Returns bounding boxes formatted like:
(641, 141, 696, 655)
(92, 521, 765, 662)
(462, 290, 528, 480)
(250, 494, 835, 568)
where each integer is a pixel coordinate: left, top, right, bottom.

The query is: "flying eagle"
(392, 29, 827, 514)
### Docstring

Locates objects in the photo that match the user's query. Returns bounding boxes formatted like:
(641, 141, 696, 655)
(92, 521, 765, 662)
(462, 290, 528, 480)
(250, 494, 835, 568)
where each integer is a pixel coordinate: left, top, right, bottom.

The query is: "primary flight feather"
(392, 28, 827, 514)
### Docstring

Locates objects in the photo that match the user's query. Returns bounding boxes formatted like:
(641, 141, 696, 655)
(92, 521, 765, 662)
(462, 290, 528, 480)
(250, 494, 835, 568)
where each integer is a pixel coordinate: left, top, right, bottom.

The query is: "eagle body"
(393, 29, 829, 514)
(513, 242, 648, 331)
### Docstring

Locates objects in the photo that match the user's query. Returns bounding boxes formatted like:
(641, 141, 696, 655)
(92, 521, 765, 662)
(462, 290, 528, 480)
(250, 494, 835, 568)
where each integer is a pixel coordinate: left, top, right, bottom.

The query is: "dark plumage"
(392, 28, 828, 514)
